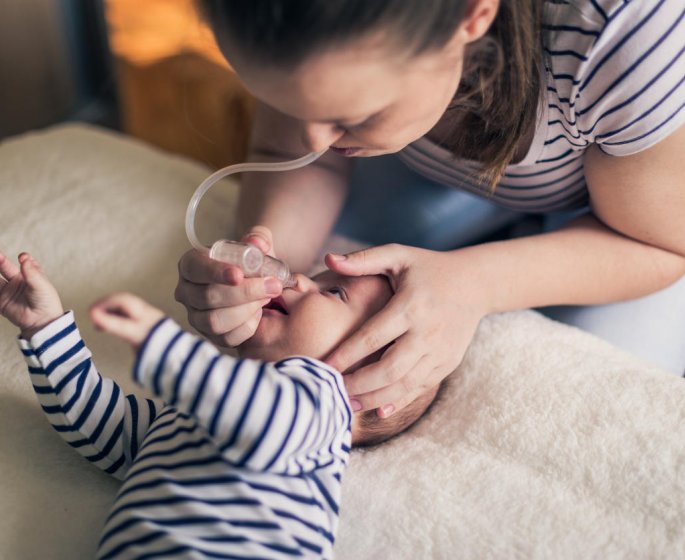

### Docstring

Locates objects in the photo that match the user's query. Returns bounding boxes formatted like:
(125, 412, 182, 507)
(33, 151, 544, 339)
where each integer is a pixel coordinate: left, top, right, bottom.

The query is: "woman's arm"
(238, 101, 354, 272)
(481, 125, 685, 311)
(174, 102, 353, 347)
(326, 125, 685, 413)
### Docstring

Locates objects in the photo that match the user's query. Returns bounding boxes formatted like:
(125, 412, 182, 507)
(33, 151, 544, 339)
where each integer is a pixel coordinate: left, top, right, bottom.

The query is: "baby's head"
(238, 270, 441, 446)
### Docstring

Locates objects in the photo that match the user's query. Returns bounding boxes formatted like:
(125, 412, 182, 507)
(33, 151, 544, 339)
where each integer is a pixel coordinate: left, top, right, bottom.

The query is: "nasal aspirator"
(185, 150, 327, 288)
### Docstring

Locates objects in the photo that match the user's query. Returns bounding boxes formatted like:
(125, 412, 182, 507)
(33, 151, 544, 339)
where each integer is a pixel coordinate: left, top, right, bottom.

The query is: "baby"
(0, 251, 440, 559)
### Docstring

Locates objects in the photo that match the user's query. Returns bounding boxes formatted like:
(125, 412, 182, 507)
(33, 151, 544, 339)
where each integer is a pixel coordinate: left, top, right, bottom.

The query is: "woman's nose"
(301, 122, 345, 152)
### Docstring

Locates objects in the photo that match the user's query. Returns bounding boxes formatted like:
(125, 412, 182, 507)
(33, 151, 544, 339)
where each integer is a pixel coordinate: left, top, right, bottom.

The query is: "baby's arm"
(93, 293, 353, 475)
(1, 252, 164, 479)
(0, 252, 64, 338)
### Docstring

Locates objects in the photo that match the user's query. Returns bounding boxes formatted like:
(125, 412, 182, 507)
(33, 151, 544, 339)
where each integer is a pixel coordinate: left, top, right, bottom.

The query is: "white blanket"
(1, 124, 684, 559)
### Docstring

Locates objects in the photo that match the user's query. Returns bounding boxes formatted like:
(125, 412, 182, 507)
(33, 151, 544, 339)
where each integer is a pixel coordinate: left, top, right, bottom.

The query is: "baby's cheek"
(285, 299, 358, 359)
(285, 329, 338, 361)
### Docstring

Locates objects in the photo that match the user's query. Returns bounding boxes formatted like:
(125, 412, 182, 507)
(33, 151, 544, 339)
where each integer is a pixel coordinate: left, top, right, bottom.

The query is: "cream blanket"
(1, 125, 684, 559)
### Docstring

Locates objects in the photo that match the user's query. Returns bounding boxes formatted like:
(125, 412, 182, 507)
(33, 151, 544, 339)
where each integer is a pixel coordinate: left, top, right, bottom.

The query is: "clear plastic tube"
(209, 240, 295, 287)
(185, 149, 326, 288)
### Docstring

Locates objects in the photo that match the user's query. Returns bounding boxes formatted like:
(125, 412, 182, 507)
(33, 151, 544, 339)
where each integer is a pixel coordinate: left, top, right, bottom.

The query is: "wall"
(0, 0, 76, 137)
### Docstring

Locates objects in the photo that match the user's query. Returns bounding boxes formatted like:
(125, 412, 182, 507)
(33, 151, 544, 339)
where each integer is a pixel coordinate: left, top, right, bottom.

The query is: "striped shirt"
(399, 0, 685, 213)
(19, 312, 352, 559)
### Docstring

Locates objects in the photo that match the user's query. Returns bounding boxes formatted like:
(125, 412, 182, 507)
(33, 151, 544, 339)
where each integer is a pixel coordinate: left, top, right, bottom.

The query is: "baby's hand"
(90, 292, 165, 350)
(0, 252, 64, 339)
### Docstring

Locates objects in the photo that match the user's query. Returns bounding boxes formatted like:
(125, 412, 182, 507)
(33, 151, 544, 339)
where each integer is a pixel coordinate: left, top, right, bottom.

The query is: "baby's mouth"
(263, 296, 289, 315)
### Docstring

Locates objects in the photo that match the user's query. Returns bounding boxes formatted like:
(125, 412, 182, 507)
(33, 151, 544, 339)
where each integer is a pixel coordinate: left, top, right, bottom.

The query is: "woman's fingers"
(325, 243, 405, 280)
(178, 248, 243, 286)
(176, 275, 282, 311)
(200, 308, 263, 348)
(175, 228, 281, 343)
(186, 298, 269, 339)
(348, 355, 441, 416)
(342, 332, 423, 396)
(326, 293, 409, 374)
(242, 226, 275, 257)
(222, 308, 264, 347)
(326, 244, 483, 417)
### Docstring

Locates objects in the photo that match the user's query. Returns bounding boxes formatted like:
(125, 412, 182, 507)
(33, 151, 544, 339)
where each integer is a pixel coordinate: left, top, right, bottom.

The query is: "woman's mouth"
(263, 296, 288, 315)
(330, 146, 362, 157)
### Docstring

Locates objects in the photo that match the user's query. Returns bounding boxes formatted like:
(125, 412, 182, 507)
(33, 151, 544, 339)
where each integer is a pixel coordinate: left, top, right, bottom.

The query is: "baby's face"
(238, 271, 392, 362)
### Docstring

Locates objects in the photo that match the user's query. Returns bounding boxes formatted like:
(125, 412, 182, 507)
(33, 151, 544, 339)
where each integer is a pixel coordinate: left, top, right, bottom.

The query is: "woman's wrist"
(441, 246, 500, 318)
(445, 213, 685, 315)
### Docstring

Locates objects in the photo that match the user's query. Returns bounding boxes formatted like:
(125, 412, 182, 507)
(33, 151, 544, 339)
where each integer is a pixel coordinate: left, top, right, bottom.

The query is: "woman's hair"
(199, 0, 545, 186)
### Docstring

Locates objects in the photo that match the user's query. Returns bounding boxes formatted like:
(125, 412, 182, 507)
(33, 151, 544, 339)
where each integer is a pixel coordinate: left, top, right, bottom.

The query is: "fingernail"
(328, 253, 347, 262)
(350, 399, 362, 412)
(380, 404, 395, 418)
(265, 278, 281, 296)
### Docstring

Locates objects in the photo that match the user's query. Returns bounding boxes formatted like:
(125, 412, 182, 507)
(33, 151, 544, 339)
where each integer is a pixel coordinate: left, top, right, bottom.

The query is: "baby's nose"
(289, 273, 318, 293)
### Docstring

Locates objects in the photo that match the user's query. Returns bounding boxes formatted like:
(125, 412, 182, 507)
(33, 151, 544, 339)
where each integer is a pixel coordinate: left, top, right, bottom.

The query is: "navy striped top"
(19, 312, 352, 559)
(399, 0, 685, 212)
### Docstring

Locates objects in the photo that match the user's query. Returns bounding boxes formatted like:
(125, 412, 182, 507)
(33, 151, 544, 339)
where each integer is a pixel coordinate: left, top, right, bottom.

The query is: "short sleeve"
(573, 0, 685, 156)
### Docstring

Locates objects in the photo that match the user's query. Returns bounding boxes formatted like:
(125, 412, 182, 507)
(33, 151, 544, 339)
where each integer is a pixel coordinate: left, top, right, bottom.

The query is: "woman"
(176, 0, 685, 416)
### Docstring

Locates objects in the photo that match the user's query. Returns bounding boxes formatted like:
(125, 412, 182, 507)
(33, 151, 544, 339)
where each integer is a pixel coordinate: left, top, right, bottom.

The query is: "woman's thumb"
(241, 226, 274, 256)
(324, 244, 401, 277)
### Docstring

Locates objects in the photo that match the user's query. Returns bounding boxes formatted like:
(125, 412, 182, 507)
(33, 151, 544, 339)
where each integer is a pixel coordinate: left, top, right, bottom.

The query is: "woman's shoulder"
(543, 0, 682, 58)
(543, 0, 685, 157)
(544, 0, 681, 29)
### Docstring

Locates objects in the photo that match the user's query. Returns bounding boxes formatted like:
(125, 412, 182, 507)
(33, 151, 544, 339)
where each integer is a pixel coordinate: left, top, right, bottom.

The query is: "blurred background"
(0, 0, 255, 168)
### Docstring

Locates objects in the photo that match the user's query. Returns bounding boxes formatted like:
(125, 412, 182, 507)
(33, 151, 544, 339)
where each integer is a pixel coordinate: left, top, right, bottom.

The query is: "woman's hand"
(90, 292, 165, 349)
(0, 251, 64, 339)
(174, 226, 283, 347)
(324, 244, 490, 417)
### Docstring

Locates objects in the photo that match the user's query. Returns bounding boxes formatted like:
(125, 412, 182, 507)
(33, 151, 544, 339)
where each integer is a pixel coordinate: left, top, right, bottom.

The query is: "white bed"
(1, 124, 684, 559)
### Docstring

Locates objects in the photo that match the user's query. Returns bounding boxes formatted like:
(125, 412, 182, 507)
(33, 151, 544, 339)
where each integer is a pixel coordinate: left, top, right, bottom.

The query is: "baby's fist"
(90, 293, 165, 350)
(0, 252, 64, 339)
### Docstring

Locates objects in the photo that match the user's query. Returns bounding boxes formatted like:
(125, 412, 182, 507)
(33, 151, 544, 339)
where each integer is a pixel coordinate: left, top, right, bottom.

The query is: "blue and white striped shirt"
(19, 312, 352, 559)
(399, 0, 685, 212)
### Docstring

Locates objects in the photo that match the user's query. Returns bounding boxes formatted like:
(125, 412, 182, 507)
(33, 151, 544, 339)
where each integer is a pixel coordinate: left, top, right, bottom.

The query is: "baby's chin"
(238, 333, 332, 363)
(237, 337, 281, 362)
(238, 316, 338, 362)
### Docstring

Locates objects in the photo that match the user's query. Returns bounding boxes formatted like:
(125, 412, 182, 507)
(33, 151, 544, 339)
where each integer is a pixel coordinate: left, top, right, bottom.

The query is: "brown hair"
(199, 0, 545, 188)
(353, 380, 445, 448)
(442, 1, 546, 187)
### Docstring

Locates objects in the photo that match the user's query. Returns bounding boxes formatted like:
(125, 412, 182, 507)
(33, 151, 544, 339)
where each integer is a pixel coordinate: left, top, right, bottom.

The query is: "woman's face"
(222, 33, 468, 156)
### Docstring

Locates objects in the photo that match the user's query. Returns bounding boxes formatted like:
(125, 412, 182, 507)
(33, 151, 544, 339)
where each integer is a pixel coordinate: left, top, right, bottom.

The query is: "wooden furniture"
(105, 0, 254, 167)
